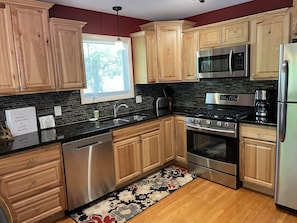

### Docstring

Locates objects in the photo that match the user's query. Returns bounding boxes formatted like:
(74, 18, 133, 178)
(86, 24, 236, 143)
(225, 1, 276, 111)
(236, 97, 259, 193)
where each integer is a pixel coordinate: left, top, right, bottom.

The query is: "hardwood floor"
(54, 178, 297, 223)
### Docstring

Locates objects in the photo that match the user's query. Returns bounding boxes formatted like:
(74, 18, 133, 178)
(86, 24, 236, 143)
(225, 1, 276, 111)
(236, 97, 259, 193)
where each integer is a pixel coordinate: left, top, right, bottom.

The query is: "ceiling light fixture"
(113, 6, 125, 50)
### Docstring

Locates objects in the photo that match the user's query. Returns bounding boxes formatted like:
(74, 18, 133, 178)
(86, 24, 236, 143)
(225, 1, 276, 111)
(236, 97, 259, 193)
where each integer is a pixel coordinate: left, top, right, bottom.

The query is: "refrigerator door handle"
(279, 103, 287, 142)
(279, 60, 289, 102)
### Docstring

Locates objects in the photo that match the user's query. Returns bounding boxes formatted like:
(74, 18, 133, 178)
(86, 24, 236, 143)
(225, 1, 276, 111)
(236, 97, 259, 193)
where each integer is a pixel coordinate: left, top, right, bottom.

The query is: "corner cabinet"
(0, 0, 55, 94)
(130, 31, 157, 84)
(50, 18, 87, 90)
(250, 10, 290, 80)
(139, 20, 195, 82)
(240, 123, 276, 196)
(0, 143, 66, 223)
(112, 120, 162, 186)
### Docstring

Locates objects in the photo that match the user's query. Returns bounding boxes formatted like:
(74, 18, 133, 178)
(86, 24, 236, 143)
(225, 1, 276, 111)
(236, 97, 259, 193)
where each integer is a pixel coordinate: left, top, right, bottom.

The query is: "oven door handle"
(186, 125, 236, 138)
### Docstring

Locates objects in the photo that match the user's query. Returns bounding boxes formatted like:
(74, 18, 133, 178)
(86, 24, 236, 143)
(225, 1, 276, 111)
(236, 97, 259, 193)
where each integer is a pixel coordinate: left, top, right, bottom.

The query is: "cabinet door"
(156, 25, 182, 82)
(141, 130, 162, 173)
(162, 116, 175, 162)
(145, 32, 158, 83)
(250, 13, 289, 80)
(10, 4, 55, 92)
(199, 27, 221, 49)
(0, 4, 19, 94)
(175, 116, 187, 165)
(222, 21, 249, 45)
(50, 18, 86, 90)
(182, 31, 199, 81)
(240, 138, 276, 195)
(113, 136, 141, 185)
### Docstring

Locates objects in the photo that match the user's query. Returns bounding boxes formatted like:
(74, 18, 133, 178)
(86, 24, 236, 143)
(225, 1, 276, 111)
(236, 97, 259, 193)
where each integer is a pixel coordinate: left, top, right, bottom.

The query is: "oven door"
(187, 127, 239, 164)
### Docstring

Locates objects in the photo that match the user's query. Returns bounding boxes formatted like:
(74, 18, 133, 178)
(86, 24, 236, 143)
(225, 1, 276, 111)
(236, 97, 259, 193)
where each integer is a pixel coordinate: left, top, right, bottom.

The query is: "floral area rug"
(71, 165, 196, 223)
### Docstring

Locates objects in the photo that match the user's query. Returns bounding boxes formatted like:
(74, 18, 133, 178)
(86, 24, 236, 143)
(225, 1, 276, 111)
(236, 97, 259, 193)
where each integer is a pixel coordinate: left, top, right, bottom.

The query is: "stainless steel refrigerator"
(275, 42, 297, 212)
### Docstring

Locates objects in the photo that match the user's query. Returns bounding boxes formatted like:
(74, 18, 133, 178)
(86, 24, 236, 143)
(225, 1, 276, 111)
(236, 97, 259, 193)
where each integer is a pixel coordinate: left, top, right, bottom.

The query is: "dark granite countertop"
(0, 106, 277, 156)
(0, 108, 176, 156)
(239, 114, 277, 127)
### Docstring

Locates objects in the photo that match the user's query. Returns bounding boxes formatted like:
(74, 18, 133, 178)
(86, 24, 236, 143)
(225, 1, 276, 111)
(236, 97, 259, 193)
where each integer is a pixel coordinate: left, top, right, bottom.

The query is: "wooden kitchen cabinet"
(182, 30, 199, 81)
(112, 120, 162, 186)
(0, 0, 56, 94)
(130, 31, 158, 84)
(140, 20, 195, 82)
(0, 143, 66, 223)
(250, 10, 290, 80)
(174, 115, 187, 166)
(161, 116, 175, 163)
(240, 123, 276, 196)
(50, 18, 87, 90)
(199, 21, 249, 49)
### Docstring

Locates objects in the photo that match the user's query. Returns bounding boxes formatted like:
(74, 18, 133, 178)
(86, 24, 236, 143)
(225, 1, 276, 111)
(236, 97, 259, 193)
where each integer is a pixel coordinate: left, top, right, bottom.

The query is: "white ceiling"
(41, 0, 253, 21)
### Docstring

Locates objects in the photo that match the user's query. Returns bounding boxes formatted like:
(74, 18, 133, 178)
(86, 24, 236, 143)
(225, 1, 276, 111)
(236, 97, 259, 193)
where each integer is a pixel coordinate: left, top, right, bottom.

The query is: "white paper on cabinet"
(5, 107, 38, 137)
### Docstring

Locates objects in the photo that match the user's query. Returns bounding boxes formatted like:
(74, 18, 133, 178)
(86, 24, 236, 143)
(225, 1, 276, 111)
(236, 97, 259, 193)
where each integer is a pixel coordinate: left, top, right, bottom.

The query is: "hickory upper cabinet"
(130, 31, 157, 84)
(199, 21, 249, 49)
(140, 20, 195, 82)
(250, 9, 290, 80)
(0, 0, 55, 94)
(182, 30, 199, 81)
(50, 18, 87, 90)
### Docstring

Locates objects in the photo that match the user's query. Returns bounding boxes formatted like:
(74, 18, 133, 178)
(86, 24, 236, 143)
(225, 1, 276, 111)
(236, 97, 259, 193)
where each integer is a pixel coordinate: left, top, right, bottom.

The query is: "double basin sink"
(112, 114, 149, 125)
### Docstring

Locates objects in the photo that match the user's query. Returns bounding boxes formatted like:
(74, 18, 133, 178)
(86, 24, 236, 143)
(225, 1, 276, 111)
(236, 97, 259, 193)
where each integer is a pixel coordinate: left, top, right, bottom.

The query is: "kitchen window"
(80, 34, 134, 104)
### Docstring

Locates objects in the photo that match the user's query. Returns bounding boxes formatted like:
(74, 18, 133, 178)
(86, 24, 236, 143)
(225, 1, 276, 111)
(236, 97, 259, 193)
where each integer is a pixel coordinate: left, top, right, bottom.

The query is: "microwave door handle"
(229, 50, 233, 75)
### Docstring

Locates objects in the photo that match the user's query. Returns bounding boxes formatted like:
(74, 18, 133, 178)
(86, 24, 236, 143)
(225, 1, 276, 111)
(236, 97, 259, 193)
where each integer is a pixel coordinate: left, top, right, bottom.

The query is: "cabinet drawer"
(0, 143, 61, 175)
(0, 160, 62, 202)
(240, 124, 276, 142)
(13, 186, 66, 223)
(113, 120, 160, 142)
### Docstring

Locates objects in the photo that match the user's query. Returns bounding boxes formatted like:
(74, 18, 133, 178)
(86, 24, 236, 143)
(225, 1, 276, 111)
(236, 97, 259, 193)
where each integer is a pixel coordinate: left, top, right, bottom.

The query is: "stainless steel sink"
(112, 114, 149, 125)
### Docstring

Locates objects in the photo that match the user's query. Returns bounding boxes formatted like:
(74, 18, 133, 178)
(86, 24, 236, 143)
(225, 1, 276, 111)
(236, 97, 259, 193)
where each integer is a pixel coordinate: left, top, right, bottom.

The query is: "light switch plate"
(54, 106, 62, 116)
(136, 95, 142, 104)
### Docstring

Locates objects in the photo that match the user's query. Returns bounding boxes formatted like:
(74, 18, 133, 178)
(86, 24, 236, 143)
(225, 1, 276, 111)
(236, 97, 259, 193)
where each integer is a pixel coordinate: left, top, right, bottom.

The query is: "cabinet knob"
(31, 180, 37, 186)
(28, 158, 34, 163)
(0, 4, 5, 9)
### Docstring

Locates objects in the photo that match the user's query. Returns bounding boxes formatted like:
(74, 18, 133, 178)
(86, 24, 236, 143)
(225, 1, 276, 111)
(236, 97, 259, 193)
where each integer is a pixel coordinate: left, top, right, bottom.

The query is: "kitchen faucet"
(113, 102, 129, 118)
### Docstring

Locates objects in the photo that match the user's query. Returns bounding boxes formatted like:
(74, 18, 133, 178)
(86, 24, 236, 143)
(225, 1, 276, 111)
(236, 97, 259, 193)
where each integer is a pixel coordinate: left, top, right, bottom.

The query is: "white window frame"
(80, 34, 134, 104)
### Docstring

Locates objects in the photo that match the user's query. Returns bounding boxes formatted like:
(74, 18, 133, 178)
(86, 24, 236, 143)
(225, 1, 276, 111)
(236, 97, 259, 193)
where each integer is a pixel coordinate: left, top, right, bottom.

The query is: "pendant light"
(113, 6, 125, 50)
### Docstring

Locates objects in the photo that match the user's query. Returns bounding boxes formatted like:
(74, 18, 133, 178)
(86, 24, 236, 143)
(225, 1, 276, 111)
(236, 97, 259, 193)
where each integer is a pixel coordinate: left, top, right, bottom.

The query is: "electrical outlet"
(136, 95, 142, 104)
(54, 106, 62, 116)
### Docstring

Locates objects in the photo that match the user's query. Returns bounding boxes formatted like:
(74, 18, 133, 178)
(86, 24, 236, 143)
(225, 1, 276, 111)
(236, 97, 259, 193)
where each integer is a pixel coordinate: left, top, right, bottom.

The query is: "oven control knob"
(206, 120, 211, 125)
(191, 118, 195, 124)
(195, 119, 201, 124)
(224, 122, 230, 128)
(217, 121, 222, 127)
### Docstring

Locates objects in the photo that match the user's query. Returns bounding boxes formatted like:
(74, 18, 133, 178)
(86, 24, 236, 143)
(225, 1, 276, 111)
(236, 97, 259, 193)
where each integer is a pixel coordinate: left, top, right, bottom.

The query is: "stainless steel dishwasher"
(62, 131, 115, 211)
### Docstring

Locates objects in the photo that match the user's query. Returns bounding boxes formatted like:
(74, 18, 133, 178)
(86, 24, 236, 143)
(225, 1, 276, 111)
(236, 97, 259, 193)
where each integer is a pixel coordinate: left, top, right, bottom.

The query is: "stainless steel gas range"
(186, 93, 255, 189)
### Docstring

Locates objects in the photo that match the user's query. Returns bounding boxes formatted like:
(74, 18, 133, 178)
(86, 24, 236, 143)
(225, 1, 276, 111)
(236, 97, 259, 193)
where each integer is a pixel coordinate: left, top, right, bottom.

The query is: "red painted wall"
(49, 5, 150, 37)
(186, 0, 293, 26)
(49, 0, 293, 36)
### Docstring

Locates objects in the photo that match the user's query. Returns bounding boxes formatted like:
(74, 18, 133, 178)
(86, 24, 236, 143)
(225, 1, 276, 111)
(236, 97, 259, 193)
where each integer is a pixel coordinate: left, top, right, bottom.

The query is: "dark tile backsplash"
(0, 78, 277, 127)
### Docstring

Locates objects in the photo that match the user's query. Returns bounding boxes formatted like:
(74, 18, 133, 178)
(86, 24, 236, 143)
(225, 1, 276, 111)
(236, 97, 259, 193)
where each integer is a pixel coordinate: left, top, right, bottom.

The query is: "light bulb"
(115, 37, 125, 50)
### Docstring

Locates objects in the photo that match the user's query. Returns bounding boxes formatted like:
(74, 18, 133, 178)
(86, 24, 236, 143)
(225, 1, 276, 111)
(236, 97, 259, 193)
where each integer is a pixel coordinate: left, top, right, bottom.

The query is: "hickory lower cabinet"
(174, 115, 187, 166)
(112, 120, 162, 186)
(161, 116, 175, 163)
(240, 123, 277, 196)
(0, 143, 67, 223)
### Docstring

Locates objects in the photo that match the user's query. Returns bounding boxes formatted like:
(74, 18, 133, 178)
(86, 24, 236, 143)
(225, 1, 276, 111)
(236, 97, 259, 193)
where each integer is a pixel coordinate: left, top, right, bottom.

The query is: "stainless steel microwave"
(197, 44, 249, 79)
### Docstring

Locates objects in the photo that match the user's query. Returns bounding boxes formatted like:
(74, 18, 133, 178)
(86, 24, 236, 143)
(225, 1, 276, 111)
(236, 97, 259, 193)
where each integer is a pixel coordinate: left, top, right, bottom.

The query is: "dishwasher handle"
(62, 132, 112, 153)
(75, 141, 103, 151)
